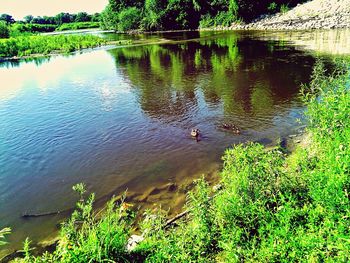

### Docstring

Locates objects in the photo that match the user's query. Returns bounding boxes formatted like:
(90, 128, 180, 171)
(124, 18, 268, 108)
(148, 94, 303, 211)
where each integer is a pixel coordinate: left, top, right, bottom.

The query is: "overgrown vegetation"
(0, 35, 107, 58)
(8, 59, 349, 262)
(100, 0, 308, 31)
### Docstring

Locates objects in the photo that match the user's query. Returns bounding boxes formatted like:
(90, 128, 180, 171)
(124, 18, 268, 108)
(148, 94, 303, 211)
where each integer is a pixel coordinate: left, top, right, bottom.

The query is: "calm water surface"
(0, 30, 341, 256)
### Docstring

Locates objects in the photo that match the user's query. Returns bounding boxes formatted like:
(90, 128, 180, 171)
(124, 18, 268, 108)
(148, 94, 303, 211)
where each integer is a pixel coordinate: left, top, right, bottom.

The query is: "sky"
(0, 0, 109, 20)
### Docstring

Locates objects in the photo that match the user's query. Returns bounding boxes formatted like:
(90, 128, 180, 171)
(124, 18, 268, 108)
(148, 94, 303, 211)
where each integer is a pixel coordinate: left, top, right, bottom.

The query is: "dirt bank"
(229, 0, 350, 30)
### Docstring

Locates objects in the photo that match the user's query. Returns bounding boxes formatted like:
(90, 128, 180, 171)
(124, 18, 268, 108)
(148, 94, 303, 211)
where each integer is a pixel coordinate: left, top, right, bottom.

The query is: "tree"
(0, 14, 15, 24)
(24, 15, 34, 23)
(42, 16, 56, 24)
(91, 13, 101, 22)
(0, 21, 10, 38)
(165, 0, 201, 29)
(32, 16, 44, 24)
(142, 0, 168, 30)
(75, 12, 90, 22)
(101, 4, 119, 30)
(118, 7, 142, 31)
(55, 12, 73, 25)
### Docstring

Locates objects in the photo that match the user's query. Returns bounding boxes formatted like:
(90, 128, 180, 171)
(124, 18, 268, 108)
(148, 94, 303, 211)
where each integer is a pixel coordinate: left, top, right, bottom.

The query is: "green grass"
(0, 34, 107, 58)
(56, 22, 101, 31)
(9, 59, 350, 262)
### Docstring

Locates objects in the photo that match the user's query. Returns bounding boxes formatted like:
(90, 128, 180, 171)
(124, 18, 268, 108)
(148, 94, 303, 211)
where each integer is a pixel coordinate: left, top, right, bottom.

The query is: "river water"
(0, 29, 348, 257)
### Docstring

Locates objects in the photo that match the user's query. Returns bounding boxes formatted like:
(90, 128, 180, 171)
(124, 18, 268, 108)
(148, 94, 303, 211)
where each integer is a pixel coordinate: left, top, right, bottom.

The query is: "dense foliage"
(9, 60, 350, 262)
(0, 35, 107, 58)
(101, 0, 307, 31)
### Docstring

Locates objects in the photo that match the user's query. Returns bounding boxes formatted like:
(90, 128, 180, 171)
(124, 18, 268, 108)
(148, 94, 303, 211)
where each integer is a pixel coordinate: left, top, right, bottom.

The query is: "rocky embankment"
(230, 0, 350, 30)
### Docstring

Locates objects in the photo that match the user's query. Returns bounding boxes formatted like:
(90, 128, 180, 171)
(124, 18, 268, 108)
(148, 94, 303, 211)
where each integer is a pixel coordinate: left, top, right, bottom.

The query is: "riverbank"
(227, 0, 350, 30)
(3, 57, 349, 262)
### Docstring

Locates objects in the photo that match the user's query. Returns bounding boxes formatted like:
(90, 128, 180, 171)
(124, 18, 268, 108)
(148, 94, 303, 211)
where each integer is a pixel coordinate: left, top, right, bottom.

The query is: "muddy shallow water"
(1, 30, 346, 257)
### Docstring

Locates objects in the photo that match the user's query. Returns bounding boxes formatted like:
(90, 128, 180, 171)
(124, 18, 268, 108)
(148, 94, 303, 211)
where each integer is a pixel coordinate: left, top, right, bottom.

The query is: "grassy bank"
(0, 35, 107, 58)
(3, 59, 350, 262)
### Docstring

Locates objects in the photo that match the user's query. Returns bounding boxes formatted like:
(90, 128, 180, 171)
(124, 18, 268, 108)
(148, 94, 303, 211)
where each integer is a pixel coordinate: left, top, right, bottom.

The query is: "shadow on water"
(107, 31, 314, 126)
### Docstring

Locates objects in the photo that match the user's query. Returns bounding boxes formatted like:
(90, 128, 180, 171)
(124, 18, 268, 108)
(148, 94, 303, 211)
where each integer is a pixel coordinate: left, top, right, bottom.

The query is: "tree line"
(0, 12, 100, 25)
(0, 12, 101, 37)
(100, 0, 307, 31)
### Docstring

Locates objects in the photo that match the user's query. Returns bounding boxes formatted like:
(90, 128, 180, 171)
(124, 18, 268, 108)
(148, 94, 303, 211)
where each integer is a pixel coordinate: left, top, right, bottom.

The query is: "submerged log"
(164, 210, 189, 228)
(22, 211, 61, 218)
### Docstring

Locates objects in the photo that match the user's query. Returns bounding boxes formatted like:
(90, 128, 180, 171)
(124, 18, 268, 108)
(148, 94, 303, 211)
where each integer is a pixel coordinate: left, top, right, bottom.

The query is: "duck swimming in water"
(220, 123, 241, 135)
(191, 128, 200, 137)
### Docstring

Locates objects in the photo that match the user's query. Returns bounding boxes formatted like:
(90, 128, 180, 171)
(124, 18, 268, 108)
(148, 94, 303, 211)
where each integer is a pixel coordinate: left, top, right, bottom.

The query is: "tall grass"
(0, 35, 107, 58)
(10, 59, 350, 262)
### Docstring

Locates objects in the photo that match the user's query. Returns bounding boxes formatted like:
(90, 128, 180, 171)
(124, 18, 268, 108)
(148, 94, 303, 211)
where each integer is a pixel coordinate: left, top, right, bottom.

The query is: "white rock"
(126, 235, 144, 252)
